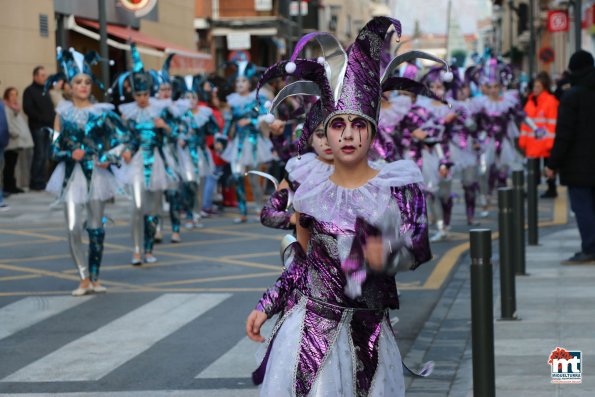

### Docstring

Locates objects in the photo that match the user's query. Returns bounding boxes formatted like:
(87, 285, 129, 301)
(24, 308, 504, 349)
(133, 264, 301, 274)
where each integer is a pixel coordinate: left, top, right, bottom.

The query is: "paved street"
(0, 184, 562, 396)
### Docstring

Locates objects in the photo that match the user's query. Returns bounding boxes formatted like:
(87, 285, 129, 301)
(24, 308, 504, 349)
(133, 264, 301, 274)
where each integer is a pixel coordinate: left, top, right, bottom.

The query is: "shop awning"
(67, 16, 213, 71)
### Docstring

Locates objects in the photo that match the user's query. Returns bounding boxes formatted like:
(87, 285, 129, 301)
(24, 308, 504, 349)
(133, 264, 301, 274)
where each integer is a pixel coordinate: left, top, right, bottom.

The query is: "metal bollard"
(470, 228, 495, 397)
(512, 170, 527, 275)
(498, 188, 517, 320)
(527, 158, 539, 245)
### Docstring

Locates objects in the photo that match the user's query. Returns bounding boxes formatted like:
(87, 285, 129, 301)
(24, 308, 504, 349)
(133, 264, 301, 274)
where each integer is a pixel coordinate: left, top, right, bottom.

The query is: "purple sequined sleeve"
(255, 241, 306, 318)
(260, 189, 295, 230)
(392, 183, 432, 270)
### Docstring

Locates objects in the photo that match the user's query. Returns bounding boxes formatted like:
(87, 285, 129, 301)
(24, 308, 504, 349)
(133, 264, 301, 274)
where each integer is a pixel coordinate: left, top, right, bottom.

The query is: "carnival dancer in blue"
(151, 55, 189, 243)
(174, 74, 220, 228)
(115, 43, 178, 265)
(45, 47, 130, 296)
(221, 51, 273, 223)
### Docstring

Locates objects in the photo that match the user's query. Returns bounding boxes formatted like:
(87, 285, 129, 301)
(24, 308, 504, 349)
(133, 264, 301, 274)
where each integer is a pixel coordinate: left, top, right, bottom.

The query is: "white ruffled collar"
(56, 100, 114, 116)
(294, 160, 423, 231)
(226, 91, 258, 108)
(285, 153, 333, 186)
(118, 98, 164, 122)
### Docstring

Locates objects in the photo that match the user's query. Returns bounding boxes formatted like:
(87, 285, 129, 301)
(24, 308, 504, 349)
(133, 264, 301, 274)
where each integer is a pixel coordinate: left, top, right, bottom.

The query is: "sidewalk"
(405, 219, 595, 395)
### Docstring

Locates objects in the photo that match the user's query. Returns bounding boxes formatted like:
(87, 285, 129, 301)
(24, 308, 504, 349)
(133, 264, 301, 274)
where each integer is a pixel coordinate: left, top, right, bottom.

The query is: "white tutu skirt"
(257, 304, 405, 397)
(495, 138, 523, 171)
(162, 144, 181, 180)
(421, 150, 440, 193)
(113, 149, 176, 191)
(197, 148, 215, 178)
(177, 146, 198, 183)
(449, 143, 477, 173)
(46, 162, 118, 204)
(221, 134, 273, 168)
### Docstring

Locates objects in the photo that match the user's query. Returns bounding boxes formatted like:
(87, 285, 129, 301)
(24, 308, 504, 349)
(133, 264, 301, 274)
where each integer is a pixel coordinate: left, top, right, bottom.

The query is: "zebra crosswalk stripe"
(196, 321, 273, 379)
(1, 293, 231, 382)
(0, 391, 259, 397)
(0, 296, 94, 341)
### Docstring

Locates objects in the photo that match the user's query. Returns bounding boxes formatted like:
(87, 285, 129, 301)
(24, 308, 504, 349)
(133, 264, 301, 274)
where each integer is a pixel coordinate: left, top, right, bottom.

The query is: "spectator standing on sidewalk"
(3, 87, 34, 194)
(546, 50, 595, 263)
(520, 71, 559, 198)
(0, 97, 9, 210)
(23, 66, 55, 191)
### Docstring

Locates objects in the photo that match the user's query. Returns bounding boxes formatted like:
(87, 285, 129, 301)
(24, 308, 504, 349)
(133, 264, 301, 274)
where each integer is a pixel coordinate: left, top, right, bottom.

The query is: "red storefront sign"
(548, 10, 569, 33)
(586, 4, 595, 34)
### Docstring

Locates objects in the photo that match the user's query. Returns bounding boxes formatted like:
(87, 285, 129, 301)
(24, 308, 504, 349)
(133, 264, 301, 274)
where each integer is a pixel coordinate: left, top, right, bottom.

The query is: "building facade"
(0, 0, 210, 101)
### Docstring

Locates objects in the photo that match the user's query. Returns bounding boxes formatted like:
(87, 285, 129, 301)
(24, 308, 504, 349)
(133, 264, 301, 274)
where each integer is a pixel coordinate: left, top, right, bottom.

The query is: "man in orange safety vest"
(520, 71, 559, 198)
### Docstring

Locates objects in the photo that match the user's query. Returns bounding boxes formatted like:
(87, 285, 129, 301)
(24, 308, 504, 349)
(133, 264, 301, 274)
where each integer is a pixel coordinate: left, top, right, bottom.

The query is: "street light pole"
(574, 0, 582, 51)
(98, 0, 110, 99)
(528, 0, 535, 79)
(508, 0, 514, 61)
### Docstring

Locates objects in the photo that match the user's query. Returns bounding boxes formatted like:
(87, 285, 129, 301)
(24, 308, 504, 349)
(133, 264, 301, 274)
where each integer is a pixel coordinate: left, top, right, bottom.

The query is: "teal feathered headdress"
(111, 43, 156, 100)
(45, 46, 114, 93)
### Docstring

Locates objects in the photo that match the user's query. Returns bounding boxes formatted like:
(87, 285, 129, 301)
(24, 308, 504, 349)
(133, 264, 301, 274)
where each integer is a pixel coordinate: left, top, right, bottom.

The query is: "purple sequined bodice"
(299, 214, 400, 310)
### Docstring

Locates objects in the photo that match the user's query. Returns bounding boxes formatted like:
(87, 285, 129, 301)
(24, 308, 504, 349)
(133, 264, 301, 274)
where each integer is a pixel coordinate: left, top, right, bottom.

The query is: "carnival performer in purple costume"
(448, 67, 482, 225)
(259, 103, 333, 230)
(471, 58, 525, 215)
(246, 17, 434, 396)
(418, 66, 458, 241)
(393, 62, 451, 242)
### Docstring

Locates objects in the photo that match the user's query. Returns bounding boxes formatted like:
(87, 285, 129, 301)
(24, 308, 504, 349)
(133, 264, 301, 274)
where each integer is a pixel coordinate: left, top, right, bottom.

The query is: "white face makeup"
(326, 114, 373, 165)
(429, 81, 445, 98)
(235, 77, 250, 95)
(184, 92, 198, 109)
(158, 83, 172, 99)
(71, 74, 92, 101)
(485, 83, 501, 100)
(310, 124, 333, 161)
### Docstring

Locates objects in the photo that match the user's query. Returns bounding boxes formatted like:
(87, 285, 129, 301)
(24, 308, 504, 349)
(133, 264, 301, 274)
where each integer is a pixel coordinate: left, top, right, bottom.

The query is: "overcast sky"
(392, 0, 492, 35)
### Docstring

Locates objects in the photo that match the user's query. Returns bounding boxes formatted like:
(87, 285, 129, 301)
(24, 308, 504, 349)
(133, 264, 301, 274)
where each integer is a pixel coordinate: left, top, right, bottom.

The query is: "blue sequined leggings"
(232, 167, 264, 217)
(130, 181, 163, 254)
(63, 200, 106, 280)
(182, 181, 199, 220)
(165, 188, 181, 233)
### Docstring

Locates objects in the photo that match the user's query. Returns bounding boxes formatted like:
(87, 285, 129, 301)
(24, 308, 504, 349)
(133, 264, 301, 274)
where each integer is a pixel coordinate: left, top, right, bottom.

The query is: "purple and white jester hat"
(479, 57, 514, 86)
(257, 16, 450, 154)
(419, 64, 454, 86)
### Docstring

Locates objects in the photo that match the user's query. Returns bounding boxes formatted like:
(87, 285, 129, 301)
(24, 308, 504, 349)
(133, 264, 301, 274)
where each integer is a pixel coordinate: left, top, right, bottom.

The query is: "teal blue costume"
(45, 47, 130, 288)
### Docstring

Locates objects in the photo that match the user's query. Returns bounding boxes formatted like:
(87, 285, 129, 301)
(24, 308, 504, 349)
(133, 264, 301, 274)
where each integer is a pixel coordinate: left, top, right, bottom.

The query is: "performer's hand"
(122, 151, 132, 164)
(412, 129, 427, 140)
(365, 236, 384, 272)
(269, 119, 285, 135)
(444, 113, 458, 124)
(237, 118, 251, 127)
(246, 310, 268, 343)
(154, 118, 168, 129)
(97, 162, 110, 169)
(544, 166, 555, 179)
(72, 149, 85, 161)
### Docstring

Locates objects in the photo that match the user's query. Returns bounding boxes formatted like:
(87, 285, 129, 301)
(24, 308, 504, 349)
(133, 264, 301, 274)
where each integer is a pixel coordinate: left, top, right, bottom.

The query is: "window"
(39, 14, 49, 37)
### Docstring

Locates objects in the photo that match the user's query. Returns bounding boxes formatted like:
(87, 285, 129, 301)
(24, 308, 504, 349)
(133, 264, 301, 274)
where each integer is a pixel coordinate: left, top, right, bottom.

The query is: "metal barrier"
(470, 228, 495, 397)
(512, 170, 527, 275)
(498, 188, 517, 320)
(527, 158, 539, 245)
